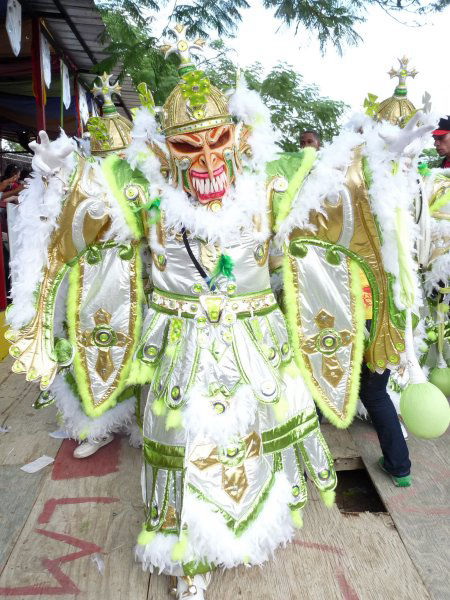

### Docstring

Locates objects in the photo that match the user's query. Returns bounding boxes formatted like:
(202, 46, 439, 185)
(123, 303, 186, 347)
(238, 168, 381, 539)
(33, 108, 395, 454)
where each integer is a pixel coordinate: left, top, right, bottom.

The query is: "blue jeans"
(359, 362, 411, 477)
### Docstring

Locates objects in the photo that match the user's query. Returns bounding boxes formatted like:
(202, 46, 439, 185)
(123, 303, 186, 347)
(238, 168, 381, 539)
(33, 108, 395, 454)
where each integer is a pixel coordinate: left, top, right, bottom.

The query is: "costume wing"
(283, 239, 365, 428)
(7, 152, 148, 419)
(273, 144, 412, 427)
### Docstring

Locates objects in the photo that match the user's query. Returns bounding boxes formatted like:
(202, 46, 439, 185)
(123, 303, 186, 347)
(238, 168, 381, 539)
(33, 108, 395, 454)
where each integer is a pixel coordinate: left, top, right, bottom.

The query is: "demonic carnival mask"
(152, 24, 250, 207)
(166, 124, 236, 204)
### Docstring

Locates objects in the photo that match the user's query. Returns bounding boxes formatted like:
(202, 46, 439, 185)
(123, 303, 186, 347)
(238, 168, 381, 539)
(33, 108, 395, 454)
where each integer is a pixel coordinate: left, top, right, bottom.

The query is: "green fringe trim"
(152, 397, 166, 417)
(67, 249, 144, 419)
(274, 147, 316, 231)
(430, 187, 450, 213)
(209, 253, 234, 287)
(282, 253, 364, 429)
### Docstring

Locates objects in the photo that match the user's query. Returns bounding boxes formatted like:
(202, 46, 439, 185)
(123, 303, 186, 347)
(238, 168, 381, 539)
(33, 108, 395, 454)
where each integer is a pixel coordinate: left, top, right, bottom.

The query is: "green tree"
(96, 0, 449, 55)
(203, 45, 347, 150)
(420, 147, 442, 168)
(94, 17, 347, 151)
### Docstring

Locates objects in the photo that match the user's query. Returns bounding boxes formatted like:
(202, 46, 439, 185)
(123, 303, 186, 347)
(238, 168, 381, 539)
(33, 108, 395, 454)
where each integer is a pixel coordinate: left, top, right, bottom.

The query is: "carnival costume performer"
(414, 116, 450, 402)
(365, 60, 450, 414)
(5, 28, 448, 598)
(5, 73, 142, 459)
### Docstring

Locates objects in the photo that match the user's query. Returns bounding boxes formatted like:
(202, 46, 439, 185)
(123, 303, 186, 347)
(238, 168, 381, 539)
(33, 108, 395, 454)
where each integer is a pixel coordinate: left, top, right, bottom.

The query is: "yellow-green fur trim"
(67, 250, 144, 419)
(127, 359, 154, 385)
(101, 155, 142, 240)
(282, 253, 364, 429)
(290, 508, 304, 528)
(319, 489, 336, 508)
(430, 187, 450, 213)
(137, 526, 156, 546)
(172, 530, 188, 562)
(274, 147, 316, 231)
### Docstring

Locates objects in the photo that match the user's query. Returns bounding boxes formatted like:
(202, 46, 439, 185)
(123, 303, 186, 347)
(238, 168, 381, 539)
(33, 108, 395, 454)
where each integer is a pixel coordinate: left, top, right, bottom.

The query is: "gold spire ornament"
(159, 25, 232, 137)
(88, 72, 132, 154)
(375, 56, 418, 127)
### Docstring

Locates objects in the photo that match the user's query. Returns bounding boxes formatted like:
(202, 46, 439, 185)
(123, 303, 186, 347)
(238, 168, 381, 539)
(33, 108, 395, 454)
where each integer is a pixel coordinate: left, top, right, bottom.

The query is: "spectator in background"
(19, 168, 31, 183)
(1, 165, 24, 302)
(432, 116, 450, 168)
(299, 130, 321, 150)
(0, 165, 22, 204)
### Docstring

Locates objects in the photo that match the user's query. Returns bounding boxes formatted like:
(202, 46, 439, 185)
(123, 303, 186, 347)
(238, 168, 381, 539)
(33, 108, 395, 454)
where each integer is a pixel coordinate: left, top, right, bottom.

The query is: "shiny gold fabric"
(376, 96, 416, 126)
(90, 113, 133, 155)
(161, 84, 232, 137)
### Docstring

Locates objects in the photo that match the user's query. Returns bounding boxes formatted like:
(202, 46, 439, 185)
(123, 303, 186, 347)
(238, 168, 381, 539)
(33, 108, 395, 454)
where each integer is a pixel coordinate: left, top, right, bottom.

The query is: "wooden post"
(74, 72, 82, 137)
(31, 18, 46, 134)
(0, 218, 6, 311)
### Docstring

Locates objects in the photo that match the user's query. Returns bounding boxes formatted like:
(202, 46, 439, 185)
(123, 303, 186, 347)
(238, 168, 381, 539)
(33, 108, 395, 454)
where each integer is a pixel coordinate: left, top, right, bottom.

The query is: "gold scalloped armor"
(161, 83, 232, 137)
(376, 96, 416, 126)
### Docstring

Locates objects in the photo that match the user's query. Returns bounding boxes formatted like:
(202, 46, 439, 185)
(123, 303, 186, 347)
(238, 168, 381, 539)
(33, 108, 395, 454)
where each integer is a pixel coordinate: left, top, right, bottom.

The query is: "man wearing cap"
(433, 116, 450, 167)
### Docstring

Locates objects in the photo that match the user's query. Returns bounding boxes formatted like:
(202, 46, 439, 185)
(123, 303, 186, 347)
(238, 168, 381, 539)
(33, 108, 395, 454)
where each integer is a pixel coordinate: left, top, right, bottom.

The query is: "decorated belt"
(150, 287, 277, 322)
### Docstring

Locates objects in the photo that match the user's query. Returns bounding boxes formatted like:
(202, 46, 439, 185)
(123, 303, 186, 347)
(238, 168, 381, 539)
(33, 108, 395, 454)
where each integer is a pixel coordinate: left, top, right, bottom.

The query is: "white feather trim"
(424, 251, 450, 294)
(182, 384, 257, 446)
(275, 129, 362, 245)
(135, 471, 293, 573)
(277, 112, 423, 310)
(50, 373, 137, 442)
(228, 75, 280, 168)
(8, 158, 74, 328)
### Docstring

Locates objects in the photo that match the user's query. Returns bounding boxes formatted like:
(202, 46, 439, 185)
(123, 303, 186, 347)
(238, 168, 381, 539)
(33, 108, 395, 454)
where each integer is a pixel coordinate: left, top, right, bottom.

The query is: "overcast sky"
(155, 0, 449, 119)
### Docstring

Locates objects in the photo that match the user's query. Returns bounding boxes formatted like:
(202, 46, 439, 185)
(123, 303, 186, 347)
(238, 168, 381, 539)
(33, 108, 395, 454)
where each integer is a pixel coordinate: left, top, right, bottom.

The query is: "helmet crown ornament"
(92, 72, 121, 116)
(159, 24, 232, 137)
(88, 72, 132, 154)
(376, 56, 418, 127)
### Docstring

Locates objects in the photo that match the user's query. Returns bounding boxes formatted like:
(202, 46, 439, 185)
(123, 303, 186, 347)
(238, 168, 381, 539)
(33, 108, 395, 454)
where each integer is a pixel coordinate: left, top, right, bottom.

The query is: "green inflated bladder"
(400, 382, 450, 439)
(428, 367, 450, 398)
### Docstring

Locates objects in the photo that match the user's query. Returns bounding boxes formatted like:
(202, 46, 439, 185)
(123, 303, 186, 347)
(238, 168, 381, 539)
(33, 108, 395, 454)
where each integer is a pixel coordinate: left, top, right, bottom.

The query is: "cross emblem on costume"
(81, 308, 131, 382)
(92, 72, 121, 106)
(388, 56, 418, 91)
(301, 309, 352, 388)
(189, 432, 261, 503)
(160, 23, 205, 65)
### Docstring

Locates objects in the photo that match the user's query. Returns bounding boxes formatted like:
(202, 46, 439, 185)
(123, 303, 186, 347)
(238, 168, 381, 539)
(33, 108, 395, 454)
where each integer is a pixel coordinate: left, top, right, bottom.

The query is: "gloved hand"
(29, 130, 75, 176)
(379, 112, 434, 157)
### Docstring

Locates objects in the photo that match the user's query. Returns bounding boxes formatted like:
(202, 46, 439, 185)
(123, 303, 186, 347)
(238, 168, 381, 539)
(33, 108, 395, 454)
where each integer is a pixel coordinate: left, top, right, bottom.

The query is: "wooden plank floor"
(350, 419, 450, 600)
(0, 355, 439, 600)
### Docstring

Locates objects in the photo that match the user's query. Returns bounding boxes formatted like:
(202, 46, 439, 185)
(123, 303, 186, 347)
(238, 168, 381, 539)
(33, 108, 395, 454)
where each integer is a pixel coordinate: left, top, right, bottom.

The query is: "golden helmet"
(159, 25, 232, 137)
